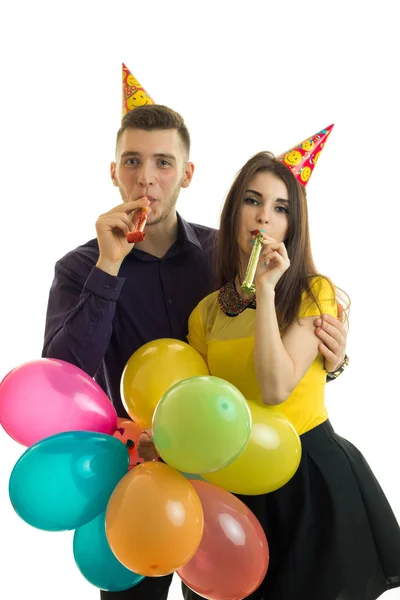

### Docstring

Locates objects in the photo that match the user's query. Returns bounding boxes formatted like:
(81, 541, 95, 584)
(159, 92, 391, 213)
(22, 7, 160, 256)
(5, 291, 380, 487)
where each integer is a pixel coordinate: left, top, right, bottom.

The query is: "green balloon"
(152, 376, 251, 474)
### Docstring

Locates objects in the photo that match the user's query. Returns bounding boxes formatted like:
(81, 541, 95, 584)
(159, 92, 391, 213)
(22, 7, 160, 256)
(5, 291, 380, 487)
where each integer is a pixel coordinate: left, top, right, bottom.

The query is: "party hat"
(122, 63, 154, 118)
(277, 124, 334, 187)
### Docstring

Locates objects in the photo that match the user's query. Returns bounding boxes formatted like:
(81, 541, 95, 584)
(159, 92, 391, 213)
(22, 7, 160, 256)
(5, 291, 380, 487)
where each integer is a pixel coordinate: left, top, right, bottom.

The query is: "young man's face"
(111, 128, 194, 226)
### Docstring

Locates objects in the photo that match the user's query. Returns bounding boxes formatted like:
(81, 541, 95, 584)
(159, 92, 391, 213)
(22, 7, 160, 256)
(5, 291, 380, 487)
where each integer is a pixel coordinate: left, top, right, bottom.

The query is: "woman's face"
(237, 170, 290, 257)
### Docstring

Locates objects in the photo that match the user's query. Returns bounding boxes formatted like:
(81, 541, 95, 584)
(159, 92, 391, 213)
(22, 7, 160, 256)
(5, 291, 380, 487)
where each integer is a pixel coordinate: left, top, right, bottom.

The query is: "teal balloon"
(73, 511, 144, 591)
(9, 431, 129, 531)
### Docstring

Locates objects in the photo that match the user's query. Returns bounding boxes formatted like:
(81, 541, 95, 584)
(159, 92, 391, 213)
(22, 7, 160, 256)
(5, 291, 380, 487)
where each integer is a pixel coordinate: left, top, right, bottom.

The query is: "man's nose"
(136, 163, 154, 187)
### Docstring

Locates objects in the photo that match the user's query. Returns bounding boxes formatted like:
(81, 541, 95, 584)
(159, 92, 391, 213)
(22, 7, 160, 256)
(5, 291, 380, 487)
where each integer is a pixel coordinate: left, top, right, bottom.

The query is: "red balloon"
(178, 480, 269, 600)
(113, 418, 145, 470)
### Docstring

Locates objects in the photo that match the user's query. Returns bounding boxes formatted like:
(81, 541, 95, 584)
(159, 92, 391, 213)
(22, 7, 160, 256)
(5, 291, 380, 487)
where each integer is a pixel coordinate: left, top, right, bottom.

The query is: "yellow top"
(187, 276, 338, 436)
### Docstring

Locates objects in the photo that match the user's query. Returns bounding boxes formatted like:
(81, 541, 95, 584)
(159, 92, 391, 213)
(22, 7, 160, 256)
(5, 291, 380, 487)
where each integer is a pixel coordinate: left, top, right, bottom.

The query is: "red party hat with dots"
(276, 124, 334, 186)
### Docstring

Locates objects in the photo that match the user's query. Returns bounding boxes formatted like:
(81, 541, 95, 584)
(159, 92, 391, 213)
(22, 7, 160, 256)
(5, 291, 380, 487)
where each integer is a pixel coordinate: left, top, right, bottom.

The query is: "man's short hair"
(116, 105, 191, 155)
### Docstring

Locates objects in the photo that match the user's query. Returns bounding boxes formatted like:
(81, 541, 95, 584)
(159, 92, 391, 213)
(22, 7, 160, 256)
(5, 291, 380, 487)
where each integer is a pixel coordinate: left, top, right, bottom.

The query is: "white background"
(1, 1, 399, 598)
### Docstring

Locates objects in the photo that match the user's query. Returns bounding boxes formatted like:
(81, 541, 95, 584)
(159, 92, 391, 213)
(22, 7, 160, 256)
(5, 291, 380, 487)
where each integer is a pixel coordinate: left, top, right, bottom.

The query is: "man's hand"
(137, 429, 160, 462)
(95, 196, 151, 276)
(314, 302, 348, 373)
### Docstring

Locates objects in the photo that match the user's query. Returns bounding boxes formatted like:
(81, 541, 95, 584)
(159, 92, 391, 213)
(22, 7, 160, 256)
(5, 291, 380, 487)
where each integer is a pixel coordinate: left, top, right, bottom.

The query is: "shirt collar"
(128, 212, 203, 262)
(177, 213, 203, 250)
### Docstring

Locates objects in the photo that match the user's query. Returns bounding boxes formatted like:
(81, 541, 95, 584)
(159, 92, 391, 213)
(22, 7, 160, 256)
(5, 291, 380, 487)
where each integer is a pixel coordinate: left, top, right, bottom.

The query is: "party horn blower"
(127, 208, 149, 243)
(241, 230, 264, 294)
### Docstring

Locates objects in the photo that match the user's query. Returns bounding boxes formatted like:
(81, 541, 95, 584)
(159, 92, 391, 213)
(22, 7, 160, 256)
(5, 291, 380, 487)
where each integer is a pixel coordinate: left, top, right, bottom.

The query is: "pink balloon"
(0, 359, 117, 446)
(178, 480, 269, 600)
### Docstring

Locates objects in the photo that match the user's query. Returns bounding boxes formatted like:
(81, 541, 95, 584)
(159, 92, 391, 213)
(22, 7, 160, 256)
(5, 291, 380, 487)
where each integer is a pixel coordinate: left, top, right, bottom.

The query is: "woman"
(184, 151, 400, 600)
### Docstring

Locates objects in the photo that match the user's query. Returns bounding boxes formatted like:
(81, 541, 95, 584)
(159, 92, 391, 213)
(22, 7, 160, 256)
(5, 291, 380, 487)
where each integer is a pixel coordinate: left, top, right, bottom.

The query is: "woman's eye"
(244, 197, 259, 205)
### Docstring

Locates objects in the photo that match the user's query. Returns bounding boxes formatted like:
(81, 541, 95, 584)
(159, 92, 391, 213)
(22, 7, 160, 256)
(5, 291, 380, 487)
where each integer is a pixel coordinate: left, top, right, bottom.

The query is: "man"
(42, 104, 348, 600)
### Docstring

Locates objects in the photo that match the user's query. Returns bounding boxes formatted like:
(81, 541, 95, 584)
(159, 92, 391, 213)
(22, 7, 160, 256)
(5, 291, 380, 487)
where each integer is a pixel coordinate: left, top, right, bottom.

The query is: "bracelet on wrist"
(326, 354, 349, 382)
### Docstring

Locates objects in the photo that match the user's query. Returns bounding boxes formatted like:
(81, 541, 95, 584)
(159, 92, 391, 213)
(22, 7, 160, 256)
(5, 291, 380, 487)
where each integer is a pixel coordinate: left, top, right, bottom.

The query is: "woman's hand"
(255, 232, 290, 290)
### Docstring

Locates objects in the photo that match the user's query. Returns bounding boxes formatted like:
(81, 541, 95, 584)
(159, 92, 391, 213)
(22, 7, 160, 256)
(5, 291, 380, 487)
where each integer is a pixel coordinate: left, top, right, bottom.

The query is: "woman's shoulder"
(304, 275, 336, 297)
(197, 289, 220, 307)
(188, 291, 220, 350)
(299, 275, 337, 318)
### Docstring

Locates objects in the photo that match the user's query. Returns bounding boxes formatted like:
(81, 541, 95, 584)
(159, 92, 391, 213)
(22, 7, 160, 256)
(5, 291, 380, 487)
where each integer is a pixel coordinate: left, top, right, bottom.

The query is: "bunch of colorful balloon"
(115, 338, 301, 599)
(0, 337, 301, 600)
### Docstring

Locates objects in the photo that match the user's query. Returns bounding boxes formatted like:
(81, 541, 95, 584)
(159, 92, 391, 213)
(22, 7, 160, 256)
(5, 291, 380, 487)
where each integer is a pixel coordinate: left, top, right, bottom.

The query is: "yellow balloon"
(204, 399, 301, 495)
(121, 339, 209, 429)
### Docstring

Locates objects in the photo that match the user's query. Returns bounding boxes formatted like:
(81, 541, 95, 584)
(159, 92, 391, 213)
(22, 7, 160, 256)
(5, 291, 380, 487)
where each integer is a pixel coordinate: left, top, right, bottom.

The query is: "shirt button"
(104, 284, 110, 289)
(92, 316, 99, 322)
(167, 299, 173, 304)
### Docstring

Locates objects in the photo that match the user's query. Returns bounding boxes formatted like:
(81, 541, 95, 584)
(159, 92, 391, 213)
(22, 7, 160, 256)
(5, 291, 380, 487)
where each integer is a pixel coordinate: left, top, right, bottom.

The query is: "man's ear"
(110, 162, 119, 187)
(181, 162, 195, 189)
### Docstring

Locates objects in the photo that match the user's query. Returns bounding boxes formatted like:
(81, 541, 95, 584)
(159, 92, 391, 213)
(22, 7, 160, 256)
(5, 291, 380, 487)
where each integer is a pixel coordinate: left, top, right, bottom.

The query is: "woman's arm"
(253, 235, 334, 405)
(254, 286, 320, 405)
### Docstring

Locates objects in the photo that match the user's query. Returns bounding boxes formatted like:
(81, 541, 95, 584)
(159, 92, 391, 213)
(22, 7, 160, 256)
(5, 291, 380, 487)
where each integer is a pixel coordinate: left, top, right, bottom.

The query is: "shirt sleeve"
(187, 303, 208, 357)
(298, 276, 338, 319)
(42, 260, 126, 377)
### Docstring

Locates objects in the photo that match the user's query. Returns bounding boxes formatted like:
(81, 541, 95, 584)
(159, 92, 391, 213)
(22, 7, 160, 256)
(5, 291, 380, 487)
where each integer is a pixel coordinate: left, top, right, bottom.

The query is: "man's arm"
(43, 196, 151, 376)
(42, 261, 125, 377)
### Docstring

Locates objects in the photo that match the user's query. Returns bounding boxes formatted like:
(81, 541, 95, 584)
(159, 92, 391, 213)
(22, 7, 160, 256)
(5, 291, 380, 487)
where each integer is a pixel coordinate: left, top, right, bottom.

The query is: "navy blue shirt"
(42, 214, 218, 417)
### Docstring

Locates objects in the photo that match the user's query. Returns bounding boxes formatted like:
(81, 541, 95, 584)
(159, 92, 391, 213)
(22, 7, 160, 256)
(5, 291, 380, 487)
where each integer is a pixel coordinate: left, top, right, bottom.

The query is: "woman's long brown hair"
(216, 152, 349, 332)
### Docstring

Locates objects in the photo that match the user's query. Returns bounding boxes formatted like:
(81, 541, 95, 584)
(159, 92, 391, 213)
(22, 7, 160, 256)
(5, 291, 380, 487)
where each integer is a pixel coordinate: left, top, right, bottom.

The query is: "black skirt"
(183, 420, 400, 600)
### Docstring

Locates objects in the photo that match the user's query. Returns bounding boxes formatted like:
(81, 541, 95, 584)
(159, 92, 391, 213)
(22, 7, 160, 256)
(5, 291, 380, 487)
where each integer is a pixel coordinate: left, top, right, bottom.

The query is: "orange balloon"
(105, 462, 204, 577)
(121, 339, 209, 429)
(113, 417, 146, 471)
